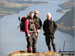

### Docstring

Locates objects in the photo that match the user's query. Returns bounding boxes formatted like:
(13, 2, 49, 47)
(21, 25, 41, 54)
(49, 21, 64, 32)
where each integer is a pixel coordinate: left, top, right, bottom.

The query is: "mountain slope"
(56, 7, 75, 36)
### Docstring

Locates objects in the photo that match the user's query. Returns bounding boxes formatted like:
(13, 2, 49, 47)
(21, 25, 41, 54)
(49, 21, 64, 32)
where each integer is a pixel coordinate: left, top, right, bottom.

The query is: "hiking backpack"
(20, 16, 27, 32)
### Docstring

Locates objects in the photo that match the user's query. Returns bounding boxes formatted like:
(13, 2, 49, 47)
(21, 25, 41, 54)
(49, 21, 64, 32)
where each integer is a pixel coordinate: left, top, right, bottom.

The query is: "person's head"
(29, 11, 34, 18)
(34, 10, 39, 17)
(46, 13, 51, 20)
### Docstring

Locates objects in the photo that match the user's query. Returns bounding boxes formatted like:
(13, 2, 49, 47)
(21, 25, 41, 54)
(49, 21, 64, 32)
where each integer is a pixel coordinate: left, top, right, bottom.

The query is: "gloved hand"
(43, 33, 46, 36)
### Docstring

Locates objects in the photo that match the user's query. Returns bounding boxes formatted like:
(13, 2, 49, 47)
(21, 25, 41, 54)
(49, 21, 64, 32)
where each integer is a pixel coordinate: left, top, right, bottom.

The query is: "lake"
(0, 0, 74, 56)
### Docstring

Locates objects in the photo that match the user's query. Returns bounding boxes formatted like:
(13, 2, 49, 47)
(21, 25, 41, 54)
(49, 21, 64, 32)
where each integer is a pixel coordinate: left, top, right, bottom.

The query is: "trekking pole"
(18, 16, 21, 22)
(17, 16, 21, 28)
(63, 40, 65, 51)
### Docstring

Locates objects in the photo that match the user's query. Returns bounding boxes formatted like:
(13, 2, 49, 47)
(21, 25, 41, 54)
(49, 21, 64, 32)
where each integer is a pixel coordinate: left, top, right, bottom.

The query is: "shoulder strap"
(21, 16, 27, 22)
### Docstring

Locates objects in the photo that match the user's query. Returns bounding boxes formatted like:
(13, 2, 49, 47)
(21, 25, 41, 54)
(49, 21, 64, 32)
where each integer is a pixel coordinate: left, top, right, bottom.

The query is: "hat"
(47, 13, 51, 18)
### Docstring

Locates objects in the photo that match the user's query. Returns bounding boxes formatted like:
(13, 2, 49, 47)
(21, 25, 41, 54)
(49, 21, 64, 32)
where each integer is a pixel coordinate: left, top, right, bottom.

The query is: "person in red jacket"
(25, 11, 37, 53)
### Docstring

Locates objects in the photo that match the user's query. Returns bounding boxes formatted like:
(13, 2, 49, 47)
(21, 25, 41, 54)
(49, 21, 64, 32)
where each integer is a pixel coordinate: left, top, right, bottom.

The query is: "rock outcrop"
(9, 51, 60, 56)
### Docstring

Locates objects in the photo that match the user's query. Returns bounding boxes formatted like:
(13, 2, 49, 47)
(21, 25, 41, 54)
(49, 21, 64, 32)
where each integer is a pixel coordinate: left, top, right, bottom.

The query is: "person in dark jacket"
(34, 10, 42, 32)
(32, 10, 42, 53)
(43, 13, 57, 52)
(25, 11, 37, 53)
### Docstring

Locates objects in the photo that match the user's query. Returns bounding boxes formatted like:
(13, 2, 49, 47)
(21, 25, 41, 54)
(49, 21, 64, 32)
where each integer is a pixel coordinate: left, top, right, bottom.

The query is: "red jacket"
(25, 19, 37, 36)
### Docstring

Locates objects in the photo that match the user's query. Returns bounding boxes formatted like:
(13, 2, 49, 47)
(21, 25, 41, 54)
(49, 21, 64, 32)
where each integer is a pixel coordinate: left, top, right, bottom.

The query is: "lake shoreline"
(0, 0, 48, 19)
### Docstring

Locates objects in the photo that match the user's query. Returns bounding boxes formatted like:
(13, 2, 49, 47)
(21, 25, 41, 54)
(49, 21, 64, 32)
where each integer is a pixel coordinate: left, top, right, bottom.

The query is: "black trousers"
(45, 35, 56, 52)
(26, 32, 37, 53)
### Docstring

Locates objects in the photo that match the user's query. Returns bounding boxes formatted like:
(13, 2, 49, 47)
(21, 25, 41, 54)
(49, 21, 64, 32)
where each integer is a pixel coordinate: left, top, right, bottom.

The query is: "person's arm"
(25, 19, 30, 36)
(43, 21, 46, 33)
(39, 18, 42, 29)
(43, 21, 47, 36)
(53, 21, 57, 33)
(37, 18, 42, 32)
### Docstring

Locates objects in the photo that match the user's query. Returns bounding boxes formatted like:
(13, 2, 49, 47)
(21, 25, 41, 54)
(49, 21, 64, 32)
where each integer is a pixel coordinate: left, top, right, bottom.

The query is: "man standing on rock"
(32, 10, 42, 53)
(43, 13, 57, 52)
(25, 11, 37, 53)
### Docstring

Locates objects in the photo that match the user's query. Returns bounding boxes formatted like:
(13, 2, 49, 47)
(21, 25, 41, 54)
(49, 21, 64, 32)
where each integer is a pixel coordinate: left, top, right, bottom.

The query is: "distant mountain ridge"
(56, 7, 74, 36)
(56, 0, 75, 36)
(58, 0, 75, 9)
(0, 0, 48, 18)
